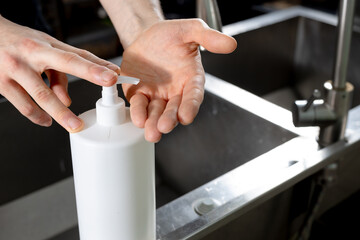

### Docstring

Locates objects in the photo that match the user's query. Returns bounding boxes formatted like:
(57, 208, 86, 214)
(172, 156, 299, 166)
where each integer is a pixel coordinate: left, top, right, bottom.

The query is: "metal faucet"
(196, 0, 222, 32)
(292, 0, 355, 147)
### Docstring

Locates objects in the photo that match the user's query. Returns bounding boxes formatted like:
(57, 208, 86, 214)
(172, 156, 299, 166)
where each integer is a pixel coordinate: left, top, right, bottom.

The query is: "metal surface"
(292, 99, 337, 127)
(156, 134, 360, 239)
(290, 1, 356, 147)
(201, 7, 360, 108)
(318, 81, 354, 147)
(333, 0, 356, 89)
(0, 178, 78, 240)
(317, 0, 356, 147)
(155, 75, 297, 194)
(155, 76, 360, 239)
(196, 0, 222, 32)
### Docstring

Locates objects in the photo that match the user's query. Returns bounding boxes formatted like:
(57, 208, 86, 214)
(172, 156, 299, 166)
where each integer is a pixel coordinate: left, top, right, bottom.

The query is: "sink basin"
(155, 90, 296, 196)
(1, 6, 360, 240)
(201, 7, 360, 110)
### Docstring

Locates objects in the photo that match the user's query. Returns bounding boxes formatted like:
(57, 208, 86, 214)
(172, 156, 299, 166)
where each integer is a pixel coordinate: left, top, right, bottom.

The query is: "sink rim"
(222, 6, 337, 38)
(204, 73, 319, 138)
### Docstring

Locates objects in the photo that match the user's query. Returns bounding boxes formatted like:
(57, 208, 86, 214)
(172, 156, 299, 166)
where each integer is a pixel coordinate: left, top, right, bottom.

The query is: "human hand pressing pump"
(0, 16, 120, 132)
(0, 0, 237, 143)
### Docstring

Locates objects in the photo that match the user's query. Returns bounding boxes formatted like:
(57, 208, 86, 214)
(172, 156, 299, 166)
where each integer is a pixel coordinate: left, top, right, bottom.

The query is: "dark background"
(0, 0, 342, 60)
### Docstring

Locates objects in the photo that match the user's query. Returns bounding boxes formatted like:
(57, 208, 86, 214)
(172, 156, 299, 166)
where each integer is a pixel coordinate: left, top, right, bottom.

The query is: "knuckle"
(2, 53, 20, 72)
(33, 87, 53, 102)
(193, 18, 206, 28)
(63, 52, 79, 64)
(39, 31, 54, 42)
(0, 77, 12, 91)
(78, 49, 91, 58)
(20, 103, 36, 118)
(53, 108, 69, 123)
(19, 38, 42, 53)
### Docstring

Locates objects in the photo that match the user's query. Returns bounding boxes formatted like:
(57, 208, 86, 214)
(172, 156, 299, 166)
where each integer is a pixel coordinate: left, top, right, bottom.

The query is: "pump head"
(96, 76, 140, 126)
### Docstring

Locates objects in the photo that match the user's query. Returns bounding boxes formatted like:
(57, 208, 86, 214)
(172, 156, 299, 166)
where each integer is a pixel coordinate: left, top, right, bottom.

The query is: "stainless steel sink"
(1, 6, 360, 240)
(155, 90, 296, 196)
(201, 7, 360, 110)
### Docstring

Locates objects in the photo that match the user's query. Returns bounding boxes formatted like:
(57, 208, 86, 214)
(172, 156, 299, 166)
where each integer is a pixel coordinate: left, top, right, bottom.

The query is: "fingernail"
(68, 117, 83, 130)
(101, 70, 117, 82)
(107, 64, 120, 74)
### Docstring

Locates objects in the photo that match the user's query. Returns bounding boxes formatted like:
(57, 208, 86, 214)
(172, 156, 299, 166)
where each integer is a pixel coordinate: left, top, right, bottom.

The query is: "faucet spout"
(196, 0, 222, 32)
(292, 0, 355, 147)
(333, 0, 356, 89)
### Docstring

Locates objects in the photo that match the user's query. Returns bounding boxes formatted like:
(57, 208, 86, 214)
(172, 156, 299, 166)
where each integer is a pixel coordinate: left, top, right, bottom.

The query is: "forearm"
(99, 0, 164, 49)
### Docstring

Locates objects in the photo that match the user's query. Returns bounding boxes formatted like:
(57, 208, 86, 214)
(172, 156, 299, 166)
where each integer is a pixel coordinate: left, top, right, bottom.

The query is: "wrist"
(100, 0, 164, 49)
(119, 14, 163, 49)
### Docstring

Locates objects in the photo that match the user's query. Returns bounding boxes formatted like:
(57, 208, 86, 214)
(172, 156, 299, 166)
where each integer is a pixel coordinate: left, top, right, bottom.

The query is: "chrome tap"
(292, 0, 355, 147)
(196, 0, 222, 32)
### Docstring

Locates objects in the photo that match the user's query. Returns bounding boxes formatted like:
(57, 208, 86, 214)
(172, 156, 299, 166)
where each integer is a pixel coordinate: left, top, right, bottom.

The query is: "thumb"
(182, 19, 237, 54)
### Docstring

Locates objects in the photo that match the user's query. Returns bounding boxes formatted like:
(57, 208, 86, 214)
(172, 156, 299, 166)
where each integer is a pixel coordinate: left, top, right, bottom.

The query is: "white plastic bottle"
(69, 76, 155, 240)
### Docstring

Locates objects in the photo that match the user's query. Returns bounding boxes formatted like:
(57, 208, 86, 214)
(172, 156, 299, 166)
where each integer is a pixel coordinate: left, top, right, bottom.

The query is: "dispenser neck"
(95, 76, 140, 127)
(102, 86, 120, 106)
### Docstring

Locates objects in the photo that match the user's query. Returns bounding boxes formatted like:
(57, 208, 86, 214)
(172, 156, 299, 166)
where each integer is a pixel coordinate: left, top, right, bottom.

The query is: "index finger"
(34, 46, 118, 86)
(50, 40, 121, 74)
(12, 65, 84, 132)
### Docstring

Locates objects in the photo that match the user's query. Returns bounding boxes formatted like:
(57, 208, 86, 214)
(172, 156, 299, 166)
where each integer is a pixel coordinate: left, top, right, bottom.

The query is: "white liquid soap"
(69, 76, 155, 240)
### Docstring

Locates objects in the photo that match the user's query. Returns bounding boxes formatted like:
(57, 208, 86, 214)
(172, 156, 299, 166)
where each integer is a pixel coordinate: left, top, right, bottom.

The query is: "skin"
(0, 15, 120, 132)
(101, 0, 237, 142)
(0, 0, 237, 142)
(121, 20, 237, 142)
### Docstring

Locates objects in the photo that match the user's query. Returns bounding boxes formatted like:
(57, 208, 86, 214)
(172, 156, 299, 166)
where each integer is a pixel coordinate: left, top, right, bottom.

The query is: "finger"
(50, 40, 121, 74)
(10, 65, 84, 133)
(45, 70, 71, 107)
(130, 93, 149, 128)
(144, 99, 166, 143)
(157, 95, 181, 134)
(178, 74, 205, 125)
(35, 47, 118, 86)
(182, 19, 237, 54)
(0, 78, 52, 127)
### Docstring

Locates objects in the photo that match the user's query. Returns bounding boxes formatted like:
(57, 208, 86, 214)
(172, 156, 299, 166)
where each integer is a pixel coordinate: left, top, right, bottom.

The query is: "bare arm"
(99, 0, 164, 48)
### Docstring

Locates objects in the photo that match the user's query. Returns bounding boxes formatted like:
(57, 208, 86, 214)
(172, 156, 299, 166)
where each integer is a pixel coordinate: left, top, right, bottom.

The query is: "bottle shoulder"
(70, 108, 146, 147)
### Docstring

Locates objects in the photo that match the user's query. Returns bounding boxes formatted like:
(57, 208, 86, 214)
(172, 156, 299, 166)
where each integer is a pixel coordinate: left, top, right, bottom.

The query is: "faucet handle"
(303, 89, 321, 112)
(292, 89, 336, 128)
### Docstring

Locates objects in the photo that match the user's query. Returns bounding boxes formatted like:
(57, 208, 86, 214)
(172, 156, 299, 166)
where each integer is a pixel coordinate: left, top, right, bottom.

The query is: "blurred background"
(0, 0, 341, 60)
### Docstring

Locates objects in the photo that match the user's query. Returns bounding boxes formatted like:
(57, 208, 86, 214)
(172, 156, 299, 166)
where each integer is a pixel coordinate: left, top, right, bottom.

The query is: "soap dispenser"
(69, 76, 155, 240)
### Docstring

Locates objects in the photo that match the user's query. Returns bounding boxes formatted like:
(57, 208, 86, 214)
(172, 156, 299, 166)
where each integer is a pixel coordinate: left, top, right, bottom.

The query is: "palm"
(120, 19, 236, 142)
(121, 21, 202, 99)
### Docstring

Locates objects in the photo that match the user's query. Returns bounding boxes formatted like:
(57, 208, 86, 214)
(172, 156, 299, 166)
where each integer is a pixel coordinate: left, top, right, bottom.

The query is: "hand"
(120, 19, 237, 142)
(0, 16, 120, 132)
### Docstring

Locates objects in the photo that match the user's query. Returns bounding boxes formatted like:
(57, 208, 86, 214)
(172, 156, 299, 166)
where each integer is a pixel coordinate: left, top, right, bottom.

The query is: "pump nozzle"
(101, 76, 140, 106)
(97, 76, 140, 126)
(117, 76, 140, 85)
